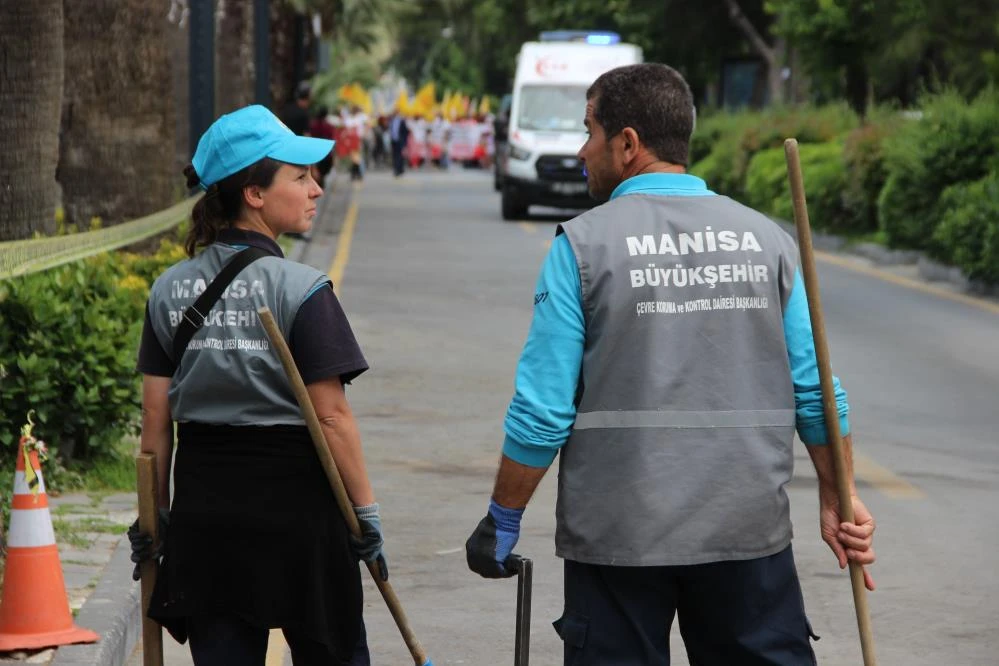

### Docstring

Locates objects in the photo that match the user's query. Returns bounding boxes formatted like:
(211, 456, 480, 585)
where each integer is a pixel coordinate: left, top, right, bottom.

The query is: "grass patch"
(53, 503, 95, 516)
(71, 517, 128, 535)
(52, 519, 93, 549)
(841, 229, 890, 248)
(69, 440, 138, 494)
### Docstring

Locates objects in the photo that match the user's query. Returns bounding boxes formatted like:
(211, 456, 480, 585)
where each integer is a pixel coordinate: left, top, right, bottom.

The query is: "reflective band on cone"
(0, 447, 99, 650)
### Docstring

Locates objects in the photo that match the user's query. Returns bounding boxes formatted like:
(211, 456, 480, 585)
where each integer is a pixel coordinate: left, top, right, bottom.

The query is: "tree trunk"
(216, 0, 255, 115)
(845, 60, 870, 117)
(58, 0, 176, 229)
(0, 0, 64, 241)
(270, 4, 297, 111)
(723, 0, 784, 106)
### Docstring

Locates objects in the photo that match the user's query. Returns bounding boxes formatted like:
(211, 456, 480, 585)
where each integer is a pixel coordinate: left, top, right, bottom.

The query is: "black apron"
(148, 422, 362, 661)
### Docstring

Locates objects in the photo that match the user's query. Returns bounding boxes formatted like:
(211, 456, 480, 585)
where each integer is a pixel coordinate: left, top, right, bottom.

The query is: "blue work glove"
(127, 508, 169, 582)
(350, 503, 388, 581)
(465, 498, 524, 579)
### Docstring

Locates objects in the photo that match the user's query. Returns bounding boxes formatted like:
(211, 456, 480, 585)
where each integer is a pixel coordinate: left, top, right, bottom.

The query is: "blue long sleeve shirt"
(503, 173, 850, 468)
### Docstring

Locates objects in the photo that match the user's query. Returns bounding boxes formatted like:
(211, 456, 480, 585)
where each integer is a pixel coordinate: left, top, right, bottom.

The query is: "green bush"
(691, 104, 858, 199)
(841, 109, 903, 234)
(689, 111, 757, 165)
(745, 142, 853, 232)
(0, 253, 160, 465)
(932, 173, 999, 282)
(878, 88, 999, 250)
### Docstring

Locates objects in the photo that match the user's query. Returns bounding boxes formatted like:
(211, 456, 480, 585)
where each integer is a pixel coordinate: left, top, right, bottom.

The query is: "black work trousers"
(187, 614, 370, 666)
(391, 141, 405, 176)
(555, 546, 818, 666)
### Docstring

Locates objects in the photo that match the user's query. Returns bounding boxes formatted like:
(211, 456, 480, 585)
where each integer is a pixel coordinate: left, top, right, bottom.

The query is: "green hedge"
(878, 89, 999, 251)
(691, 104, 858, 199)
(695, 93, 999, 283)
(0, 239, 183, 464)
(841, 110, 903, 235)
(933, 172, 999, 283)
(745, 142, 855, 233)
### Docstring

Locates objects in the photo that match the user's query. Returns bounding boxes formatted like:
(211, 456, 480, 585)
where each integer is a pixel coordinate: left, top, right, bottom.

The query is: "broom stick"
(784, 138, 877, 665)
(258, 307, 432, 666)
(136, 453, 164, 666)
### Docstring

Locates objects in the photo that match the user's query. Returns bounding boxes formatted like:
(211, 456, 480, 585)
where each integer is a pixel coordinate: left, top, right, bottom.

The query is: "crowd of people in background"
(282, 81, 496, 187)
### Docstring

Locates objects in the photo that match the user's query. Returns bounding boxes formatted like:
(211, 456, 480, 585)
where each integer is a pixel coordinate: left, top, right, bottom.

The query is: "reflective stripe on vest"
(573, 409, 795, 430)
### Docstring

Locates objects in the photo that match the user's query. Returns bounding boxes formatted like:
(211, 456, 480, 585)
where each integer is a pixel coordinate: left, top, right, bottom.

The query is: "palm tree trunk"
(58, 0, 176, 229)
(217, 0, 256, 114)
(0, 0, 64, 241)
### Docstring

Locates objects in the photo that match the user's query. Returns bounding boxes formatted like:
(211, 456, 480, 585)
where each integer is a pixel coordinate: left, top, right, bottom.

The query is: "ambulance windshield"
(517, 85, 587, 133)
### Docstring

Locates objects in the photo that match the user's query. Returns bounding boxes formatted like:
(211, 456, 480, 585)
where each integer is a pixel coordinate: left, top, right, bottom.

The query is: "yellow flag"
(394, 90, 409, 114)
(415, 81, 436, 109)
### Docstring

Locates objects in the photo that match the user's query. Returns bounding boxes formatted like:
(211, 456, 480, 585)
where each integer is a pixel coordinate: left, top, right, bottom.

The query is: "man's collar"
(609, 173, 714, 200)
(217, 228, 284, 257)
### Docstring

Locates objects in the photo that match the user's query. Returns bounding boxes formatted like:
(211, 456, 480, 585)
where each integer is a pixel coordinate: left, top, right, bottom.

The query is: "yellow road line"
(265, 628, 285, 666)
(518, 222, 537, 234)
(329, 189, 361, 291)
(815, 249, 999, 316)
(854, 452, 926, 499)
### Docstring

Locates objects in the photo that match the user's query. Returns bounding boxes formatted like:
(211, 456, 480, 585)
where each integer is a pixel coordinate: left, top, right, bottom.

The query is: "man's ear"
(620, 127, 641, 164)
(243, 185, 265, 211)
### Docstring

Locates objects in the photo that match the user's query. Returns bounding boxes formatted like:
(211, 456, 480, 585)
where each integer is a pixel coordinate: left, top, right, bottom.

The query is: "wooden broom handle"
(258, 307, 430, 665)
(136, 453, 164, 666)
(784, 139, 877, 665)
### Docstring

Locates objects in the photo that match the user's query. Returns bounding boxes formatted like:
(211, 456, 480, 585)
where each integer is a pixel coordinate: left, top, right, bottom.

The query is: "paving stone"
(99, 494, 137, 510)
(61, 563, 100, 591)
(57, 547, 107, 566)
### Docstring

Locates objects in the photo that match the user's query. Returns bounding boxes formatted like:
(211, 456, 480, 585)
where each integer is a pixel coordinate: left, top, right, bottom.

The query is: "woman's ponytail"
(183, 164, 226, 257)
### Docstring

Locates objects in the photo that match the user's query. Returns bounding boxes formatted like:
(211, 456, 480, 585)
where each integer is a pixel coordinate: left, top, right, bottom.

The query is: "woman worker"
(128, 104, 384, 665)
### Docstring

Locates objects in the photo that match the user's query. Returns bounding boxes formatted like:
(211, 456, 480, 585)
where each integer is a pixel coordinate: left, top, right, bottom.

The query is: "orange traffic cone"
(0, 435, 99, 650)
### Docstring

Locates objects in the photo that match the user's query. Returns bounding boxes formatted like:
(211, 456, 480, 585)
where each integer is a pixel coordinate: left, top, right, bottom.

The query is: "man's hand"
(350, 504, 388, 581)
(465, 499, 523, 579)
(127, 508, 169, 582)
(820, 493, 876, 591)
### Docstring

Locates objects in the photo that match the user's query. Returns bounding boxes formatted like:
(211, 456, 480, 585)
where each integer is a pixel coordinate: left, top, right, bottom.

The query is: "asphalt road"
(140, 166, 999, 665)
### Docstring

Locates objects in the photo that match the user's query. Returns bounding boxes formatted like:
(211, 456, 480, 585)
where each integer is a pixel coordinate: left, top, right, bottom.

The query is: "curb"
(50, 537, 140, 666)
(773, 219, 999, 301)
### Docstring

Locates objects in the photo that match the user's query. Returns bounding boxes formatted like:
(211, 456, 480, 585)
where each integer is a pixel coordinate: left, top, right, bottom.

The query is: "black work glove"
(349, 504, 388, 581)
(128, 508, 169, 582)
(465, 509, 520, 579)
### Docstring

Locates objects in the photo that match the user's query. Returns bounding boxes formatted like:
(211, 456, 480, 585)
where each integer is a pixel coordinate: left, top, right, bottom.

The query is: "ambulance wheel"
(501, 186, 528, 220)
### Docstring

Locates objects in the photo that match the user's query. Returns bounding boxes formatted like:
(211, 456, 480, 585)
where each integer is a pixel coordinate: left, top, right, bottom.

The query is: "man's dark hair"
(586, 63, 694, 166)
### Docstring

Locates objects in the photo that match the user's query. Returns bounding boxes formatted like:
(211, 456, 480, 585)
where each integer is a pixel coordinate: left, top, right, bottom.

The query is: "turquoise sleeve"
(783, 270, 851, 445)
(502, 234, 585, 467)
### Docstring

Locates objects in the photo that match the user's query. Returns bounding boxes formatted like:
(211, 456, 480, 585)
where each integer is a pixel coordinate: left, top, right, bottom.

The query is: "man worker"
(465, 63, 876, 664)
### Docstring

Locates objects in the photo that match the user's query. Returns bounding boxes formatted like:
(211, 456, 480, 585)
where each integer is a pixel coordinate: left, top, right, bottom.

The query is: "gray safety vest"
(556, 193, 801, 566)
(146, 243, 328, 425)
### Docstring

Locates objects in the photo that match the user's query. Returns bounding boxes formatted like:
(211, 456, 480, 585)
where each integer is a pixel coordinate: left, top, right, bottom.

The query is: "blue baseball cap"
(191, 105, 334, 189)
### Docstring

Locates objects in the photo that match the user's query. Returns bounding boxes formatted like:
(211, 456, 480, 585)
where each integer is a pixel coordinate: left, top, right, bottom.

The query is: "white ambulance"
(498, 32, 642, 220)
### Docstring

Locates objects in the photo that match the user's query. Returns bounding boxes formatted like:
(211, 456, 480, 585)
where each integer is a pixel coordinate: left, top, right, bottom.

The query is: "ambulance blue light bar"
(539, 31, 621, 45)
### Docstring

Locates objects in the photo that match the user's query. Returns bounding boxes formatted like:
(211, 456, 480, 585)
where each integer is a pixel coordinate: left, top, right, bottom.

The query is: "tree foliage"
(767, 0, 999, 111)
(390, 0, 775, 101)
(389, 0, 998, 109)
